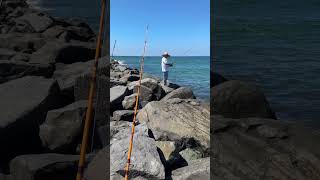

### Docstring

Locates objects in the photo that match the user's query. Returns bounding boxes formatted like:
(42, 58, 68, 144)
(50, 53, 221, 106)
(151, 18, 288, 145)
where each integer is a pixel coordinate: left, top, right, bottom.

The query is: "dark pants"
(163, 71, 168, 85)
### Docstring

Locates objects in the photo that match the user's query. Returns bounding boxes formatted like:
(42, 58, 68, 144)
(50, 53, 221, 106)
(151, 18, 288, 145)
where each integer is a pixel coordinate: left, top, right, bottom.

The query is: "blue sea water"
(114, 56, 210, 102)
(214, 0, 320, 127)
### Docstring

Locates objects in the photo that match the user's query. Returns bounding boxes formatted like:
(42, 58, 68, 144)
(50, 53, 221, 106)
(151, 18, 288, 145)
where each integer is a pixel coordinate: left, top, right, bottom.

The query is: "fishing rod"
(124, 24, 149, 180)
(111, 40, 117, 59)
(75, 0, 107, 180)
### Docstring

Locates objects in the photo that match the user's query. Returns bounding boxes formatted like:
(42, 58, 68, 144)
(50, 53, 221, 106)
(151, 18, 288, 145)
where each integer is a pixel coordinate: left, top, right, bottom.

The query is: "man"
(161, 52, 173, 85)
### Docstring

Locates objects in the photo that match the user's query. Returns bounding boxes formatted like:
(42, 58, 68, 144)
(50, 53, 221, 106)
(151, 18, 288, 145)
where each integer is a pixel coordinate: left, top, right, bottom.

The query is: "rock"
(212, 115, 320, 179)
(1, 0, 28, 9)
(92, 123, 165, 180)
(122, 93, 137, 110)
(42, 25, 95, 42)
(30, 41, 95, 64)
(110, 77, 127, 87)
(54, 57, 108, 101)
(211, 71, 227, 87)
(156, 141, 176, 161)
(10, 53, 30, 62)
(0, 76, 63, 167)
(171, 158, 210, 180)
(110, 133, 165, 179)
(0, 60, 54, 83)
(84, 147, 109, 180)
(160, 82, 180, 94)
(16, 12, 53, 32)
(0, 33, 45, 52)
(110, 86, 129, 111)
(9, 153, 90, 180)
(212, 80, 276, 119)
(119, 74, 140, 83)
(133, 78, 166, 107)
(111, 122, 149, 143)
(97, 124, 109, 147)
(112, 110, 134, 122)
(179, 148, 202, 163)
(0, 48, 15, 60)
(161, 87, 195, 101)
(137, 98, 210, 148)
(39, 101, 87, 153)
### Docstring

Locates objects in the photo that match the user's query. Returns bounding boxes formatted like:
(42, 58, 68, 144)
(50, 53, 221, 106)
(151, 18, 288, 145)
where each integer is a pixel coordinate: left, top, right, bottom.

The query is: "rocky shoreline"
(109, 60, 210, 179)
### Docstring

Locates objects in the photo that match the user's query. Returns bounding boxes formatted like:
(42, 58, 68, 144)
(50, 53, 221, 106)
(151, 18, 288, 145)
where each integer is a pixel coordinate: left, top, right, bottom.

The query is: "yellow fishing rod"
(124, 24, 149, 180)
(75, 0, 107, 180)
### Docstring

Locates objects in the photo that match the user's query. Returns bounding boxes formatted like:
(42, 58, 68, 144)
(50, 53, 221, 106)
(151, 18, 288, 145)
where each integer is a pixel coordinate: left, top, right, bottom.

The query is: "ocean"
(114, 56, 210, 102)
(214, 0, 320, 127)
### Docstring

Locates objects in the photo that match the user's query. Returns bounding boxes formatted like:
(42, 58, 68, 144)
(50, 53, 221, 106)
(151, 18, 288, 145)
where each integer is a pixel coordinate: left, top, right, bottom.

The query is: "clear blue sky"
(110, 0, 210, 56)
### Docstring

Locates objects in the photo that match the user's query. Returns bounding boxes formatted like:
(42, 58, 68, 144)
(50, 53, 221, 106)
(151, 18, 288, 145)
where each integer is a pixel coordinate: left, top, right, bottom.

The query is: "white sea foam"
(26, 0, 54, 11)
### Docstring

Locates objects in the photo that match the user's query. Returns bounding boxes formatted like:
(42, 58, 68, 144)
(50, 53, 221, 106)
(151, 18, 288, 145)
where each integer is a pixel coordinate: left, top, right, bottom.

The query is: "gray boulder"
(161, 87, 195, 101)
(122, 93, 137, 110)
(211, 71, 227, 87)
(54, 57, 108, 101)
(179, 148, 202, 163)
(212, 80, 276, 119)
(84, 147, 109, 180)
(9, 153, 92, 180)
(30, 41, 95, 64)
(133, 78, 165, 107)
(42, 25, 94, 42)
(0, 48, 15, 60)
(137, 98, 210, 148)
(171, 158, 210, 180)
(156, 141, 177, 161)
(110, 132, 165, 179)
(110, 85, 129, 111)
(212, 115, 320, 179)
(39, 101, 87, 153)
(0, 60, 54, 84)
(0, 76, 62, 165)
(112, 110, 134, 121)
(16, 12, 53, 32)
(0, 33, 45, 52)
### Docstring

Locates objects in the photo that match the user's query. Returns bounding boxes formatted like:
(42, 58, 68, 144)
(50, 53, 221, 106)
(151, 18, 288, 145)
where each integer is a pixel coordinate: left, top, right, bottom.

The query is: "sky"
(110, 0, 210, 56)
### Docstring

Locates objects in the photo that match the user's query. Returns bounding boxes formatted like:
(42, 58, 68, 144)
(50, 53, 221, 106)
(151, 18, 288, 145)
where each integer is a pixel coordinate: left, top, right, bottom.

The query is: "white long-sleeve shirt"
(161, 57, 170, 72)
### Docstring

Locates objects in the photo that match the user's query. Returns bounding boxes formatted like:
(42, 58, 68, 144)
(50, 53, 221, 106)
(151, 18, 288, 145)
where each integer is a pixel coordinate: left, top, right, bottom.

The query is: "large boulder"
(212, 115, 320, 179)
(161, 87, 195, 101)
(83, 147, 109, 180)
(110, 85, 129, 111)
(110, 130, 165, 179)
(211, 80, 276, 119)
(39, 101, 87, 153)
(211, 71, 227, 87)
(30, 41, 95, 64)
(87, 123, 166, 180)
(0, 33, 45, 52)
(122, 93, 137, 110)
(137, 98, 210, 148)
(112, 110, 134, 122)
(9, 153, 92, 180)
(42, 25, 95, 42)
(0, 48, 15, 60)
(54, 58, 108, 101)
(133, 78, 166, 107)
(0, 76, 62, 169)
(0, 60, 54, 84)
(156, 141, 177, 161)
(15, 12, 53, 32)
(171, 158, 210, 180)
